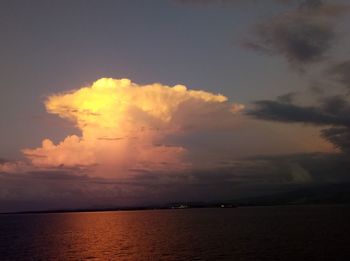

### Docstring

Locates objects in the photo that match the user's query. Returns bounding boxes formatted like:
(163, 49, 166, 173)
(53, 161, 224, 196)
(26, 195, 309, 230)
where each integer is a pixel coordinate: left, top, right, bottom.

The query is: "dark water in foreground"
(1, 205, 350, 261)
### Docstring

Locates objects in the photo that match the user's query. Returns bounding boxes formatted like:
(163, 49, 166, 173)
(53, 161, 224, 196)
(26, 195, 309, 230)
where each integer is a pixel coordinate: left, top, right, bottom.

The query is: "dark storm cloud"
(250, 153, 350, 181)
(189, 162, 305, 185)
(0, 157, 320, 213)
(248, 93, 350, 155)
(321, 95, 349, 114)
(247, 98, 350, 126)
(244, 0, 348, 69)
(185, 151, 350, 196)
(2, 153, 350, 213)
(246, 18, 334, 65)
(321, 127, 350, 153)
(276, 92, 297, 103)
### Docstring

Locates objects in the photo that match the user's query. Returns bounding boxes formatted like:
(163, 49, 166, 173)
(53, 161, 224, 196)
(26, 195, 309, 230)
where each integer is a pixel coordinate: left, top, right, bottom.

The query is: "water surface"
(1, 205, 350, 260)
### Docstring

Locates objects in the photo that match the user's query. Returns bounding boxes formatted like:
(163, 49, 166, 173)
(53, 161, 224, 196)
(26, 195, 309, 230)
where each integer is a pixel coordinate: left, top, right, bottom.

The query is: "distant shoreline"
(1, 202, 349, 215)
(0, 204, 236, 215)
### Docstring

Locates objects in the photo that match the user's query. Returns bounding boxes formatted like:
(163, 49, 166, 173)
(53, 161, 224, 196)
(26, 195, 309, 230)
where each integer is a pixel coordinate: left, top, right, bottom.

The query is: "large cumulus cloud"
(22, 78, 243, 177)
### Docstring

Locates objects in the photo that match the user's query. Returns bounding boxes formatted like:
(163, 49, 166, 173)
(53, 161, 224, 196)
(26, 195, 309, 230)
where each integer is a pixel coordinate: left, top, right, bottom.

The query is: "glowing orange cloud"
(22, 78, 242, 177)
(0, 161, 29, 173)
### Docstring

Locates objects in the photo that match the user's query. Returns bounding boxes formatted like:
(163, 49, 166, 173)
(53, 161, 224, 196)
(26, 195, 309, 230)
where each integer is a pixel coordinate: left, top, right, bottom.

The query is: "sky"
(1, 0, 350, 212)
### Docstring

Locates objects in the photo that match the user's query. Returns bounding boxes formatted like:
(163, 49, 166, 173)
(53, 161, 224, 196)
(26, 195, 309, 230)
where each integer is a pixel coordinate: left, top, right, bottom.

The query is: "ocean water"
(0, 205, 350, 260)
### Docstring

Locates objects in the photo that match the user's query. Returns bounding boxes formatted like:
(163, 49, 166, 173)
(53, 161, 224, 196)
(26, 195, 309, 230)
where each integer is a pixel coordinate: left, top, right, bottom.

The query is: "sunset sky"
(1, 0, 350, 212)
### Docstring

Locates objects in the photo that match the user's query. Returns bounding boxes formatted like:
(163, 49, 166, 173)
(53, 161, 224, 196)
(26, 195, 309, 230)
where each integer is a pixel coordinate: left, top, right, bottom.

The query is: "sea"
(0, 205, 349, 260)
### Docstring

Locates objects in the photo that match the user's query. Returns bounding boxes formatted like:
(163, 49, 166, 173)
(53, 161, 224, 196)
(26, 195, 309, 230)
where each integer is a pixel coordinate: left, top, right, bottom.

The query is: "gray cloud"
(248, 93, 350, 155)
(244, 0, 348, 69)
(248, 98, 350, 126)
(276, 92, 297, 103)
(0, 156, 323, 212)
(321, 127, 350, 153)
(176, 0, 349, 69)
(2, 150, 350, 213)
(248, 152, 350, 183)
(328, 60, 350, 89)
